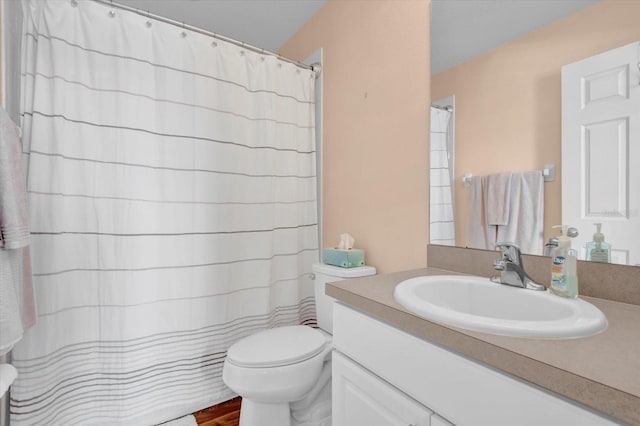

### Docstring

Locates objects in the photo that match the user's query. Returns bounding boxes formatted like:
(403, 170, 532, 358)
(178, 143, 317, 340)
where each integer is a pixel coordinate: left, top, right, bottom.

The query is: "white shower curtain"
(12, 1, 318, 425)
(429, 107, 455, 245)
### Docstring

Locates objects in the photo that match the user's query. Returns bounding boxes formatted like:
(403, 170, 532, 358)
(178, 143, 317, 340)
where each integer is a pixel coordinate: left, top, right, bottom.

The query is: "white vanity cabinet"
(332, 303, 622, 426)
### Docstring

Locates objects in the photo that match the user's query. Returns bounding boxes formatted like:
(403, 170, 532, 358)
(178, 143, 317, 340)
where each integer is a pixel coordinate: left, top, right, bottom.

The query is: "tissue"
(337, 233, 355, 250)
(322, 233, 365, 268)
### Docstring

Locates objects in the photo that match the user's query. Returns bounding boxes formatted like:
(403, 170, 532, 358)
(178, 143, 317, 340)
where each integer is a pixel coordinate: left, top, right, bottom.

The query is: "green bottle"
(586, 223, 611, 263)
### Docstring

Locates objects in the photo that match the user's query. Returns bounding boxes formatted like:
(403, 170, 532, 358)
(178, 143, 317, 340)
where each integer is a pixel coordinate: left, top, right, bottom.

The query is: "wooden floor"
(193, 397, 241, 426)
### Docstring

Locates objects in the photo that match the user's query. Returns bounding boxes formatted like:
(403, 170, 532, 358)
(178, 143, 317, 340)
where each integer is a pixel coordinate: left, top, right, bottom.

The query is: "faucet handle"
(495, 242, 522, 265)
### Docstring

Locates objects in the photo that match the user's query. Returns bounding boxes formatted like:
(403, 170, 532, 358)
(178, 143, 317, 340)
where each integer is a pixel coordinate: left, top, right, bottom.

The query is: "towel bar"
(462, 165, 555, 187)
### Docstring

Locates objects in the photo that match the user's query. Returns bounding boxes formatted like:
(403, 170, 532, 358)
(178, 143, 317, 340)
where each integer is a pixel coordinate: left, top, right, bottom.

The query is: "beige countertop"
(326, 267, 640, 426)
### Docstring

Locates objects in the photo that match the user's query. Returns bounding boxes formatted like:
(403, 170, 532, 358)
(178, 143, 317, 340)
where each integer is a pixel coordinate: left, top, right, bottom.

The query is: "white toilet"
(222, 262, 376, 426)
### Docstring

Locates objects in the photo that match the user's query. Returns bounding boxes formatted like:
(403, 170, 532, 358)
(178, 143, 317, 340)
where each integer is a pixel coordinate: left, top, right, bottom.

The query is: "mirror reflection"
(429, 0, 640, 266)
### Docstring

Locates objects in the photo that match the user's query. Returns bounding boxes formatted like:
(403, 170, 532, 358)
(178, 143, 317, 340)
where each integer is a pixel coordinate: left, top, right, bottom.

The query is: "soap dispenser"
(549, 225, 579, 298)
(586, 223, 611, 263)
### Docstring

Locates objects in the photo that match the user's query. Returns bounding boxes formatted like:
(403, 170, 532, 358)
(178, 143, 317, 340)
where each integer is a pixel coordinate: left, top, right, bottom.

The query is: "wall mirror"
(429, 0, 640, 266)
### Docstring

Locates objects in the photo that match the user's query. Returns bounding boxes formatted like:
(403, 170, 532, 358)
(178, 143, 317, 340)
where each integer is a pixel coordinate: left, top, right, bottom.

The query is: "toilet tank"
(311, 263, 376, 334)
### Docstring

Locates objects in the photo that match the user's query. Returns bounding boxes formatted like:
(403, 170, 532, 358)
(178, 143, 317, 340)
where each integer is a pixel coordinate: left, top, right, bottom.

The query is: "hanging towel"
(0, 106, 36, 354)
(486, 172, 512, 225)
(497, 171, 544, 255)
(466, 176, 496, 250)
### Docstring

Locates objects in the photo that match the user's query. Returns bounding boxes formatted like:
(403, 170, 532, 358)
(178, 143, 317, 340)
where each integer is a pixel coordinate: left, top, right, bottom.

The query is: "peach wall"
(279, 1, 431, 273)
(432, 0, 640, 248)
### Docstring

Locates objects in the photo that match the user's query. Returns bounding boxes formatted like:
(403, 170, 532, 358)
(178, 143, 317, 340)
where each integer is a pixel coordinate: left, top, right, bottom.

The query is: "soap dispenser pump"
(549, 225, 579, 298)
(586, 223, 611, 263)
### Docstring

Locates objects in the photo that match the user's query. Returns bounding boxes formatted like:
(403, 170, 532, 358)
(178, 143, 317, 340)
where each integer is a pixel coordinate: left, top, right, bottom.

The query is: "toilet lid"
(226, 325, 326, 368)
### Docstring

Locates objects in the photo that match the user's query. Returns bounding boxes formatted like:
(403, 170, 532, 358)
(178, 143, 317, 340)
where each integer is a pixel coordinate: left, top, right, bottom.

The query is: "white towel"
(0, 106, 36, 354)
(465, 176, 497, 250)
(486, 172, 511, 225)
(497, 171, 544, 255)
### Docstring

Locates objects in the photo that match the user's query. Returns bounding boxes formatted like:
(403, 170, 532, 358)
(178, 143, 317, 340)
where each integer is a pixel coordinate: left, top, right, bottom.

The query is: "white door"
(332, 351, 433, 426)
(562, 41, 640, 265)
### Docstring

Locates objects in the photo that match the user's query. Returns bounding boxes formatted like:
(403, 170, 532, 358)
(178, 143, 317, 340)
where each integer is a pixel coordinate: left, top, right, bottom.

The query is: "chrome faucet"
(544, 227, 578, 256)
(492, 243, 546, 291)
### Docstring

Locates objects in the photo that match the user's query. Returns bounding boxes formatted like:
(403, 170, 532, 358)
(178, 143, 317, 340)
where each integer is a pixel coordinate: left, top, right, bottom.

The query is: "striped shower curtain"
(12, 1, 318, 425)
(429, 107, 455, 245)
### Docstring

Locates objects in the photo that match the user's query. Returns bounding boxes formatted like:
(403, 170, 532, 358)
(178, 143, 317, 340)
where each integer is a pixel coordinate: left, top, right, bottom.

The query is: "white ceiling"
(114, 0, 600, 75)
(431, 0, 600, 75)
(116, 0, 326, 53)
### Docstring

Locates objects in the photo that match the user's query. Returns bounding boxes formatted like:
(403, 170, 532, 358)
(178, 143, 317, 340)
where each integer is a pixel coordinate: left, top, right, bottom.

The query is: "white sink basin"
(393, 275, 607, 338)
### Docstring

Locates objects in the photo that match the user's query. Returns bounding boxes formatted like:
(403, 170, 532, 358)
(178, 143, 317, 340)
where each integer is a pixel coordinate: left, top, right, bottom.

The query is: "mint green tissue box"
(322, 248, 365, 268)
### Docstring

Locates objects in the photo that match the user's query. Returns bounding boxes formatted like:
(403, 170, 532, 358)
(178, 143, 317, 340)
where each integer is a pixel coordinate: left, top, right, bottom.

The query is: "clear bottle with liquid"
(586, 223, 611, 263)
(549, 225, 579, 298)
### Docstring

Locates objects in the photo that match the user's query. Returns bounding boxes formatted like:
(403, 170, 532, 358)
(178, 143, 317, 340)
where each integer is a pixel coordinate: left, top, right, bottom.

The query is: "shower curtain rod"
(91, 0, 320, 76)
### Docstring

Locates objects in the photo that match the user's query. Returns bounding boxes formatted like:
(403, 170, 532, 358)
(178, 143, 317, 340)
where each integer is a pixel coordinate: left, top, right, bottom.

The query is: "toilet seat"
(226, 325, 326, 368)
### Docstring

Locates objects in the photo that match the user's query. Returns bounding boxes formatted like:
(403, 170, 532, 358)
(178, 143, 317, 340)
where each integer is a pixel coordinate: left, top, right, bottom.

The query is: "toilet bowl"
(222, 263, 376, 426)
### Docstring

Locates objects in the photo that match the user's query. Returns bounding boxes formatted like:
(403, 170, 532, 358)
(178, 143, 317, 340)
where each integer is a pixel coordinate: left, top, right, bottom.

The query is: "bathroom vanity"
(328, 267, 640, 426)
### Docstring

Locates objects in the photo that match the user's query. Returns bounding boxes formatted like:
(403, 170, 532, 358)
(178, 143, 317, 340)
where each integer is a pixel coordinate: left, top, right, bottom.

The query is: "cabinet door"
(333, 351, 432, 426)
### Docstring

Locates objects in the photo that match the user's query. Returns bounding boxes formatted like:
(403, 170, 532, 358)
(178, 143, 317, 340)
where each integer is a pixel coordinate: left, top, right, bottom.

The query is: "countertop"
(326, 267, 640, 426)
